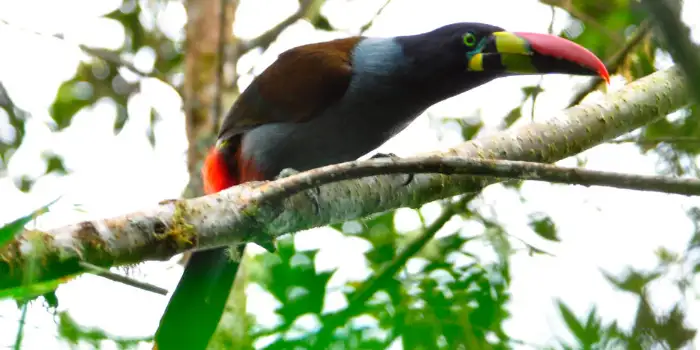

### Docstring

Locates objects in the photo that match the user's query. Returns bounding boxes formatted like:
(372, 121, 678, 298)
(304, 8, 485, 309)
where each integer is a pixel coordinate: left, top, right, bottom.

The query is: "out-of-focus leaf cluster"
(50, 4, 182, 133)
(208, 207, 513, 349)
(1, 1, 184, 191)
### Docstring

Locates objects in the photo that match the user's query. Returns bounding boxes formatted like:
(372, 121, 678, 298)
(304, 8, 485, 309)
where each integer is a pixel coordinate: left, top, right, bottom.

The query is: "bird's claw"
(276, 167, 301, 179)
(369, 152, 414, 186)
(276, 167, 323, 196)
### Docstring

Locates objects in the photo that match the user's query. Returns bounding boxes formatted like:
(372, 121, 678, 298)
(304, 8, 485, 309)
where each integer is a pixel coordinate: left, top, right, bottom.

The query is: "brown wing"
(218, 37, 362, 140)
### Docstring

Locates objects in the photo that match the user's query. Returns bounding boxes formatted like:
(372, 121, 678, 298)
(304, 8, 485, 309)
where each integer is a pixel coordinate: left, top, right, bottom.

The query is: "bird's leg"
(369, 153, 413, 186)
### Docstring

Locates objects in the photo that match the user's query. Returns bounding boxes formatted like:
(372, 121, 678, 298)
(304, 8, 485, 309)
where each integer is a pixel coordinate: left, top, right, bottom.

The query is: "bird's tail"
(155, 145, 247, 350)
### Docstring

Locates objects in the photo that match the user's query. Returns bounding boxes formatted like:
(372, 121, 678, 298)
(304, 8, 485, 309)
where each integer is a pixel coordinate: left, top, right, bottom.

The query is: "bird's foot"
(276, 167, 322, 196)
(369, 152, 413, 186)
(276, 167, 301, 180)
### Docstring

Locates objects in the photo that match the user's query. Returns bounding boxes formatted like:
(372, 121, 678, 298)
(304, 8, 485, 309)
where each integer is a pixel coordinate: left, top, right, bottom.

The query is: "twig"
(258, 156, 700, 209)
(313, 195, 473, 347)
(212, 0, 229, 133)
(13, 303, 27, 350)
(569, 20, 652, 107)
(359, 0, 391, 34)
(78, 262, 168, 296)
(641, 0, 700, 102)
(237, 0, 319, 53)
(77, 45, 153, 78)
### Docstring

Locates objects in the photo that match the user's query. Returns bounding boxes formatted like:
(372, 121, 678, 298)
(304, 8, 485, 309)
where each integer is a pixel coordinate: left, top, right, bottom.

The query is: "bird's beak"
(467, 31, 610, 83)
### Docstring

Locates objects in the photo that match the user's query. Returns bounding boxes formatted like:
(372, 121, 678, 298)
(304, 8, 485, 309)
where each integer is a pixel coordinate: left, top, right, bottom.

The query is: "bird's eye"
(463, 32, 477, 47)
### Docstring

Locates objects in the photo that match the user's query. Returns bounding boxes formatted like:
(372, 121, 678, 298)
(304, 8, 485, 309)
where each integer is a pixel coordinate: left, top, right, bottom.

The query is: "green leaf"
(603, 269, 661, 295)
(0, 277, 68, 301)
(528, 212, 560, 242)
(0, 197, 59, 249)
(42, 153, 67, 175)
(49, 80, 95, 130)
(557, 300, 587, 342)
(310, 15, 333, 31)
(521, 85, 544, 99)
(460, 119, 484, 141)
(503, 107, 522, 128)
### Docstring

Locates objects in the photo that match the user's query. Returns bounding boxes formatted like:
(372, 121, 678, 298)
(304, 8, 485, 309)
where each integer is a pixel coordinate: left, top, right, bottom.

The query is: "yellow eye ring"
(463, 32, 477, 47)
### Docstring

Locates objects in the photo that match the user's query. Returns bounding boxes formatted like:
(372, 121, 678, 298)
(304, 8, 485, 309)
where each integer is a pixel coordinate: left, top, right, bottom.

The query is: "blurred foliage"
(57, 311, 153, 349)
(1, 0, 700, 348)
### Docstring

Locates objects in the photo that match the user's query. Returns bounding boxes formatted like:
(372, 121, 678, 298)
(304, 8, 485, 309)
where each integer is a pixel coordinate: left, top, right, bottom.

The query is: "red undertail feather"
(202, 144, 265, 195)
(202, 147, 236, 195)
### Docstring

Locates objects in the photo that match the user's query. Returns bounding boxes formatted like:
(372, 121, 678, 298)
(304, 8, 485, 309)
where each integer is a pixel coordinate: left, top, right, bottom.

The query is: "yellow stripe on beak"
(493, 32, 537, 73)
(468, 53, 484, 71)
(493, 32, 531, 55)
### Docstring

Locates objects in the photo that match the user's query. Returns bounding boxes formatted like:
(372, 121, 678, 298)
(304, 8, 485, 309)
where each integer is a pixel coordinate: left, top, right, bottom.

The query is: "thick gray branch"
(0, 66, 690, 291)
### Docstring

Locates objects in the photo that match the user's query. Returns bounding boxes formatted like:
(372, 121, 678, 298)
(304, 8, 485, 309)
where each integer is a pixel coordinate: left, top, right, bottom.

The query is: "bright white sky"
(0, 0, 700, 349)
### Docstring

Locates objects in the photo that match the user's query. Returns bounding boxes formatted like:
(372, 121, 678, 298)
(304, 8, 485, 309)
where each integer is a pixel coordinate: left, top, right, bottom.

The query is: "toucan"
(154, 22, 609, 349)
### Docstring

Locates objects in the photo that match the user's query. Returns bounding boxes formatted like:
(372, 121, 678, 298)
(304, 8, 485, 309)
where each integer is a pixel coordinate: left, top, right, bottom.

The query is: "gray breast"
(240, 37, 426, 179)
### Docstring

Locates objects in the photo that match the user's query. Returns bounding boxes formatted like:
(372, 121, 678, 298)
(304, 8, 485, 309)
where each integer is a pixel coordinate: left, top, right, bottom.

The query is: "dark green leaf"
(528, 213, 559, 242)
(557, 300, 587, 342)
(0, 197, 58, 249)
(311, 15, 333, 31)
(460, 119, 483, 141)
(43, 153, 67, 175)
(0, 211, 35, 249)
(521, 85, 544, 98)
(603, 269, 661, 295)
(503, 107, 522, 128)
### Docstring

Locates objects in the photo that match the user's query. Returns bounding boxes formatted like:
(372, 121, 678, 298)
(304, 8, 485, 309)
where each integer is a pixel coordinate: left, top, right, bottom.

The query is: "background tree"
(0, 0, 699, 349)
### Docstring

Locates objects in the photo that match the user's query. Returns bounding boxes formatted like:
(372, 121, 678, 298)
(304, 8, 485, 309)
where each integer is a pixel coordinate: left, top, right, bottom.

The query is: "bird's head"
(397, 22, 609, 84)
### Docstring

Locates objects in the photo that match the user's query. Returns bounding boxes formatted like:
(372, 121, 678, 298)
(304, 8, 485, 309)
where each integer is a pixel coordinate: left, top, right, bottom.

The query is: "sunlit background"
(1, 0, 700, 348)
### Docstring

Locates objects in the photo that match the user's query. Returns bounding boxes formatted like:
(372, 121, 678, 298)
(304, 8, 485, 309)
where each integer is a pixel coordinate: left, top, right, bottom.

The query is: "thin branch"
(77, 45, 154, 78)
(13, 303, 27, 350)
(568, 20, 652, 107)
(255, 155, 700, 207)
(237, 0, 321, 53)
(78, 262, 168, 296)
(359, 0, 392, 34)
(641, 0, 700, 102)
(0, 66, 690, 292)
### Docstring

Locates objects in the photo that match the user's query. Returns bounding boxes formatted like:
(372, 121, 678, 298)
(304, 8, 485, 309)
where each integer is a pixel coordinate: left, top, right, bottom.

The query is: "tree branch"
(256, 155, 700, 205)
(78, 262, 168, 296)
(237, 0, 322, 53)
(641, 0, 700, 102)
(0, 66, 690, 292)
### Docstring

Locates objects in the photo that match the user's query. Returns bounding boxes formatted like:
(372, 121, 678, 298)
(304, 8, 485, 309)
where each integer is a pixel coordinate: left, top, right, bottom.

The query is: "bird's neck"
(351, 37, 498, 109)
